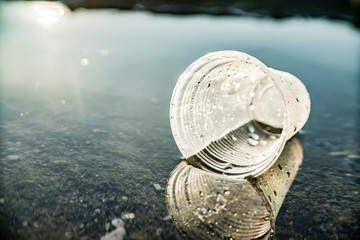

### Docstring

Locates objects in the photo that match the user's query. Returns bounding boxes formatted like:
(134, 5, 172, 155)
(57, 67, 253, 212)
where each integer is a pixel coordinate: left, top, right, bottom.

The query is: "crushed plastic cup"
(170, 51, 310, 177)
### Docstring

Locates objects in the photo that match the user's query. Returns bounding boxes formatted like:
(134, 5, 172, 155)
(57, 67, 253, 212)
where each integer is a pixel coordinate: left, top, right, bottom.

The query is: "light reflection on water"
(0, 2, 359, 239)
(33, 2, 68, 26)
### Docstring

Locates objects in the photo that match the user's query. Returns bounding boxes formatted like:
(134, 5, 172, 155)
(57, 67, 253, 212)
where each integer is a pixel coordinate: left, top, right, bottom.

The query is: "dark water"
(0, 2, 359, 240)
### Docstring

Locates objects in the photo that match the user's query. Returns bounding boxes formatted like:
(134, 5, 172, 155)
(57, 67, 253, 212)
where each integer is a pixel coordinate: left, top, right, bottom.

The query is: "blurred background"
(6, 0, 360, 26)
(0, 0, 359, 240)
(8, 0, 360, 26)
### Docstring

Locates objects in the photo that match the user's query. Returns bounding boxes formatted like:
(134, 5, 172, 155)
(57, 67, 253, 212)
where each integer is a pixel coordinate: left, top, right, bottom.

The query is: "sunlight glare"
(33, 2, 68, 26)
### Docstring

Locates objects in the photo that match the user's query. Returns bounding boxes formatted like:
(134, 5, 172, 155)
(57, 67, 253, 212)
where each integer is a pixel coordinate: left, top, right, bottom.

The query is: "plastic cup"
(166, 138, 303, 240)
(170, 51, 310, 177)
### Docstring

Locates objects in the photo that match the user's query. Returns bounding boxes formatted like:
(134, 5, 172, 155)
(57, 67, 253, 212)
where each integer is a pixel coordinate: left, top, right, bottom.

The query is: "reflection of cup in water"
(166, 138, 303, 240)
(170, 51, 310, 177)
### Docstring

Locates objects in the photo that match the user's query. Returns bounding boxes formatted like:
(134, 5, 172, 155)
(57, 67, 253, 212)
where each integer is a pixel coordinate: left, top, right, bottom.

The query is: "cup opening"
(171, 51, 290, 177)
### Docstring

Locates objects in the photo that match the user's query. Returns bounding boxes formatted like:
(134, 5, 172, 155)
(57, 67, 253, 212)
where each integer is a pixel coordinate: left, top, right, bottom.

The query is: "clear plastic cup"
(166, 138, 303, 240)
(170, 51, 310, 177)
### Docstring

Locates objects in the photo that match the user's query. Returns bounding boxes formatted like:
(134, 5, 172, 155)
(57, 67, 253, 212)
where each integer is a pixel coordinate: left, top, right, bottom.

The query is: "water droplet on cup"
(248, 138, 259, 146)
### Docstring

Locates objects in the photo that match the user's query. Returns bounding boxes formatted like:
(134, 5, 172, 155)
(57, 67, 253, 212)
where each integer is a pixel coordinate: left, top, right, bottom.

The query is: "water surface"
(0, 2, 359, 239)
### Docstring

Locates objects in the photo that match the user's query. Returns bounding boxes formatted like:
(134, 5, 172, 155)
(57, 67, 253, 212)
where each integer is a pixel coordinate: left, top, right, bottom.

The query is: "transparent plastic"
(166, 138, 303, 240)
(170, 51, 310, 177)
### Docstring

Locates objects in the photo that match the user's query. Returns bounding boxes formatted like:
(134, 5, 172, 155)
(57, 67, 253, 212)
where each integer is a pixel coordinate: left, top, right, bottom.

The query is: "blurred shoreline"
(11, 0, 360, 27)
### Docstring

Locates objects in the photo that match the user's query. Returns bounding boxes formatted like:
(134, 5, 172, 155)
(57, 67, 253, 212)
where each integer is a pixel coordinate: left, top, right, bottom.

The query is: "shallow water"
(0, 2, 359, 240)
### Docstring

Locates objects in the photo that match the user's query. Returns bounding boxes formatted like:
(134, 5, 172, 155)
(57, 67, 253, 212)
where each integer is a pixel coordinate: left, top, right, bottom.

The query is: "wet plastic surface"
(170, 51, 310, 177)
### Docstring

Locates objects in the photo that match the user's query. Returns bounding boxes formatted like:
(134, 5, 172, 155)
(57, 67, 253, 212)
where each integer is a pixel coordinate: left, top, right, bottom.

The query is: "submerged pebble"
(101, 218, 126, 240)
(101, 227, 126, 240)
(156, 227, 163, 236)
(112, 218, 124, 228)
(121, 212, 135, 220)
(347, 154, 360, 159)
(105, 222, 110, 231)
(162, 215, 171, 221)
(7, 155, 20, 160)
(329, 151, 348, 156)
(65, 231, 72, 239)
(313, 215, 322, 222)
(153, 183, 162, 191)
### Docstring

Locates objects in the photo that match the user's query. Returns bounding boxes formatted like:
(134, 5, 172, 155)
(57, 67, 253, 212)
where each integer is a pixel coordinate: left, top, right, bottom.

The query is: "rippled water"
(0, 2, 359, 240)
